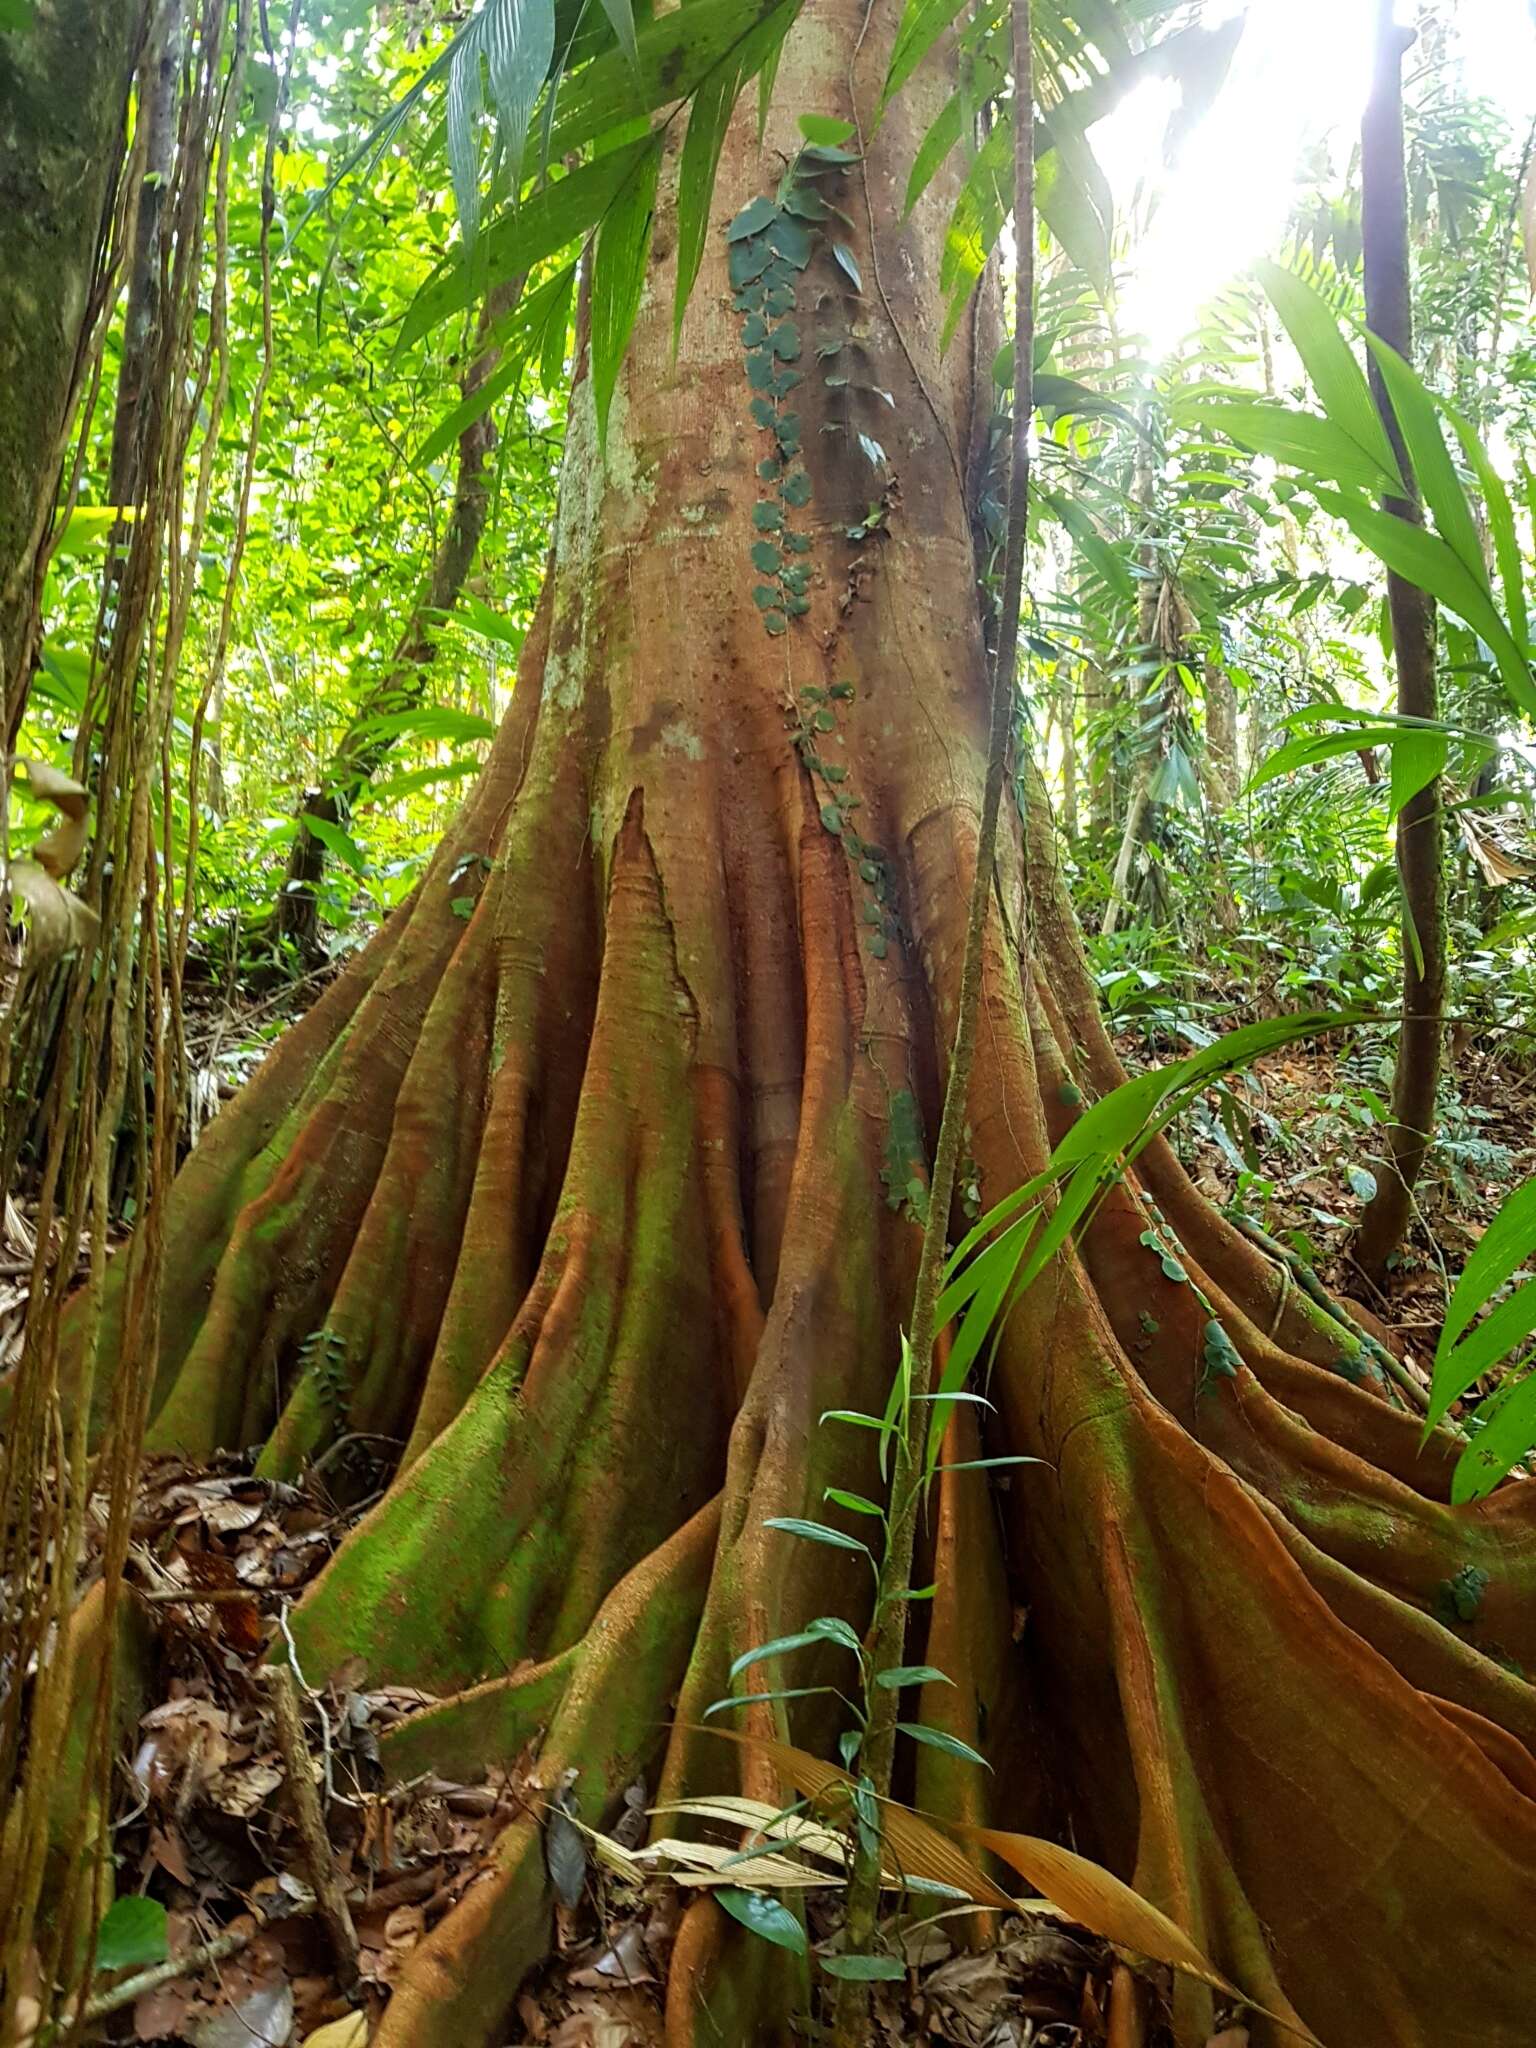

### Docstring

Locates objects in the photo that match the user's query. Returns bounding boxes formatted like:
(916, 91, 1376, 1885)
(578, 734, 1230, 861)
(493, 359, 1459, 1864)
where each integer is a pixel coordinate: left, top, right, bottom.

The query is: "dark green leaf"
(543, 0, 796, 164)
(302, 813, 368, 876)
(884, 0, 969, 104)
(398, 139, 652, 353)
(1255, 259, 1403, 489)
(704, 1686, 837, 1716)
(763, 1516, 870, 1554)
(825, 1486, 884, 1517)
(1364, 333, 1487, 585)
(820, 1952, 906, 1980)
(1312, 488, 1536, 719)
(591, 137, 661, 453)
(728, 194, 779, 241)
(1451, 1372, 1536, 1502)
(95, 1896, 169, 1973)
(716, 1888, 806, 1953)
(596, 0, 639, 69)
(797, 113, 855, 146)
(1195, 399, 1398, 494)
(767, 214, 813, 267)
(674, 58, 750, 348)
(897, 1723, 989, 1767)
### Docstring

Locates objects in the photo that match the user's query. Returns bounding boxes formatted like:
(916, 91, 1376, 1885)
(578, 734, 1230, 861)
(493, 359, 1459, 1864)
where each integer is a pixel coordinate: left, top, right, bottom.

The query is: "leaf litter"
(82, 1451, 1253, 2045)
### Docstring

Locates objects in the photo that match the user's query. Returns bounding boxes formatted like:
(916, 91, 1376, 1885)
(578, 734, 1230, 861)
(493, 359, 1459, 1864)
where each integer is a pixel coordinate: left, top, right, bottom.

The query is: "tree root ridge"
(65, 702, 1536, 2047)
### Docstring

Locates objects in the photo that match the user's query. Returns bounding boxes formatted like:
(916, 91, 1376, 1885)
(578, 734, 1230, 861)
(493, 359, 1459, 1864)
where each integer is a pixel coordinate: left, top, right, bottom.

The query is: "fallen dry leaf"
(300, 2016, 369, 2047)
(191, 1979, 294, 2048)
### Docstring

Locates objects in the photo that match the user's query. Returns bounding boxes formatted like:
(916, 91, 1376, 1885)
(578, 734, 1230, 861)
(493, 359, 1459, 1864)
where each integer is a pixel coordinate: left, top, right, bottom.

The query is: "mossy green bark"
(0, 0, 140, 723)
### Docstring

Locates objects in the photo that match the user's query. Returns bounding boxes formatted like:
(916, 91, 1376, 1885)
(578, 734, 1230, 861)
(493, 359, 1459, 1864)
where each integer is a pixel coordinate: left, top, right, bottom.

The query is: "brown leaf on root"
(697, 1728, 1283, 2026)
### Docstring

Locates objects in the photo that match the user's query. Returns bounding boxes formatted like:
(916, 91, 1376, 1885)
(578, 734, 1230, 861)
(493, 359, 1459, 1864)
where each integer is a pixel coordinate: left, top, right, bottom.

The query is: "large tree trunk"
(0, 0, 142, 740)
(55, 2, 1536, 2043)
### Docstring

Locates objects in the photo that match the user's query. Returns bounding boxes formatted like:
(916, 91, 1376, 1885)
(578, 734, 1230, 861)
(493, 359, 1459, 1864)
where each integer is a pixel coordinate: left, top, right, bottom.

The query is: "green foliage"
(716, 1887, 807, 1952)
(385, 0, 802, 423)
(1187, 262, 1536, 718)
(1427, 1173, 1536, 1499)
(95, 1896, 169, 1972)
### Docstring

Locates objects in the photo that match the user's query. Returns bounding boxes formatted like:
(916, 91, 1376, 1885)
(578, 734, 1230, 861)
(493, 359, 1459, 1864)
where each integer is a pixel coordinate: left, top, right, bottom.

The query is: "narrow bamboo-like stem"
(831, 1, 1032, 2031)
(1353, 0, 1445, 1287)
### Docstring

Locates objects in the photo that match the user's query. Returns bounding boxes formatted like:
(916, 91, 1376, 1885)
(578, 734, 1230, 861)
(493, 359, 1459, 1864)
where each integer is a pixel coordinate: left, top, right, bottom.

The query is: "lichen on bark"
(0, 0, 141, 729)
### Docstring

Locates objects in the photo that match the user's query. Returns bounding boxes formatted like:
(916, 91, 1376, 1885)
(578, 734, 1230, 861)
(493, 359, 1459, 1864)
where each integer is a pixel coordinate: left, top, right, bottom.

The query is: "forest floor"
(20, 993, 1536, 2047)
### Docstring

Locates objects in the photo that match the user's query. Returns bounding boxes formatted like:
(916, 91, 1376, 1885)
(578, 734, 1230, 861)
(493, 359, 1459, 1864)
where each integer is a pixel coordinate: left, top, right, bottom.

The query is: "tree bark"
(107, 0, 182, 520)
(1354, 1, 1447, 1288)
(1202, 655, 1238, 807)
(273, 285, 517, 962)
(0, 0, 143, 743)
(1054, 666, 1079, 839)
(43, 2, 1536, 2044)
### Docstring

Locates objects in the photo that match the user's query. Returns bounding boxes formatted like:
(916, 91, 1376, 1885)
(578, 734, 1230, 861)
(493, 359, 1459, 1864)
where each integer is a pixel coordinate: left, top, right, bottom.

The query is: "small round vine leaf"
(729, 239, 773, 288)
(727, 194, 778, 241)
(767, 215, 813, 268)
(763, 611, 788, 635)
(797, 113, 856, 147)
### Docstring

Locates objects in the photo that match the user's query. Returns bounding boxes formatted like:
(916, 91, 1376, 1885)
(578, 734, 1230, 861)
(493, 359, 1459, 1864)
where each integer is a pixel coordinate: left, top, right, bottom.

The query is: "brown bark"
(1202, 656, 1238, 807)
(42, 2, 1536, 2043)
(1354, 2, 1447, 1288)
(107, 0, 183, 520)
(0, 0, 143, 743)
(1081, 650, 1119, 836)
(273, 285, 518, 962)
(1055, 666, 1079, 838)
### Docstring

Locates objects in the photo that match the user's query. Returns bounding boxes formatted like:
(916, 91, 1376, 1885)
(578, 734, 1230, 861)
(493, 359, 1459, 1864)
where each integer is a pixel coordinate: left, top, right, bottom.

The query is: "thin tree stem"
(1354, 0, 1445, 1285)
(831, 0, 1032, 2032)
